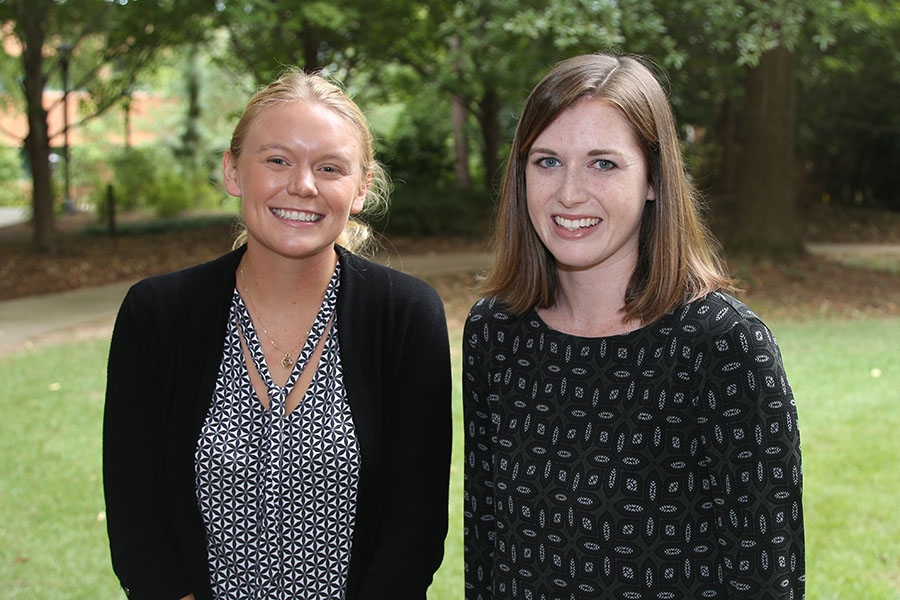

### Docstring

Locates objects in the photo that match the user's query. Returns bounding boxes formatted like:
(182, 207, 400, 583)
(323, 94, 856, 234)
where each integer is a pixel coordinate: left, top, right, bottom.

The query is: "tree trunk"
(20, 2, 56, 253)
(301, 25, 319, 71)
(477, 86, 501, 192)
(450, 93, 471, 189)
(730, 45, 803, 256)
(707, 97, 739, 241)
(716, 97, 739, 198)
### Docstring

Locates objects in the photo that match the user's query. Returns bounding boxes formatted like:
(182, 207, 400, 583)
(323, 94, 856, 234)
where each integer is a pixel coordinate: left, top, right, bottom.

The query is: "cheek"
(525, 196, 550, 244)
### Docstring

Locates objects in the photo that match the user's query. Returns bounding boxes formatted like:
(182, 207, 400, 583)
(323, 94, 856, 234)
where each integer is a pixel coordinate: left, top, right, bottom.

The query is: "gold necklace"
(238, 268, 305, 368)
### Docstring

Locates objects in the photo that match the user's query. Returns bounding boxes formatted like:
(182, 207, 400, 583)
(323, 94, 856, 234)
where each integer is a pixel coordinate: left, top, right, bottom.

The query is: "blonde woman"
(104, 70, 451, 600)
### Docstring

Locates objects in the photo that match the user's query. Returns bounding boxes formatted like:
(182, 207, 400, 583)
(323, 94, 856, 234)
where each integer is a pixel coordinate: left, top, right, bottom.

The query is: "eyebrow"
(529, 146, 623, 157)
(255, 143, 356, 163)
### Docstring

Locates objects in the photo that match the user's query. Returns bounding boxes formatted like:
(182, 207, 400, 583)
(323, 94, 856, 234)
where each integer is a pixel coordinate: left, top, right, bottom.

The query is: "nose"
(287, 167, 317, 197)
(558, 169, 586, 208)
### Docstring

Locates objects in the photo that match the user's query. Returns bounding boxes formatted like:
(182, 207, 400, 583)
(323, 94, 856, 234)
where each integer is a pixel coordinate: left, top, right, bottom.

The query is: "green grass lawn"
(1, 318, 899, 599)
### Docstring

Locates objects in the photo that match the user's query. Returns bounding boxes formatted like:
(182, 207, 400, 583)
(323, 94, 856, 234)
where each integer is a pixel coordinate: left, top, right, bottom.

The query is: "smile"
(271, 208, 322, 222)
(554, 216, 601, 231)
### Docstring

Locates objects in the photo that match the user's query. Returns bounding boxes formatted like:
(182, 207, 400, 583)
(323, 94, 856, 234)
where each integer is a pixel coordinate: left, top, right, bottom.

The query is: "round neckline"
(527, 307, 646, 341)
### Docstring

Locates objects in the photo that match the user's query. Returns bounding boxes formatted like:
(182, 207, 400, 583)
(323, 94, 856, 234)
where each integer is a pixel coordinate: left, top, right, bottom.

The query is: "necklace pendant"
(281, 352, 292, 368)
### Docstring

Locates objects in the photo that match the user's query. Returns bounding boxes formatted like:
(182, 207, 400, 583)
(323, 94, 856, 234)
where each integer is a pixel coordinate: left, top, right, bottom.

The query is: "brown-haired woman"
(463, 53, 804, 599)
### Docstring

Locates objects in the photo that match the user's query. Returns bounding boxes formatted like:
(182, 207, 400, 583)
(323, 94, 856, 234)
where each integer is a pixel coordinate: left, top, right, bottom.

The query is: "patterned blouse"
(463, 292, 804, 599)
(195, 263, 361, 600)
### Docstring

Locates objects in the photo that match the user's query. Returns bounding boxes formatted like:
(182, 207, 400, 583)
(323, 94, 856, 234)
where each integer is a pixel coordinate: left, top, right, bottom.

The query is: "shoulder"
(674, 291, 768, 336)
(122, 248, 242, 318)
(673, 291, 782, 359)
(466, 296, 513, 324)
(127, 248, 242, 301)
(463, 296, 526, 343)
(337, 248, 444, 316)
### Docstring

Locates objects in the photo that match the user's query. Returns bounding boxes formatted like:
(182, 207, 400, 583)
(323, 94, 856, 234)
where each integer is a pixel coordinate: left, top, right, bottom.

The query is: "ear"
(646, 182, 657, 202)
(350, 172, 371, 215)
(222, 151, 242, 197)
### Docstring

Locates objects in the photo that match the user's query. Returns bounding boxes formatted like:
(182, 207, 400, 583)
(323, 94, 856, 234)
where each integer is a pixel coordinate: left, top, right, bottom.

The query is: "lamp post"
(59, 42, 74, 213)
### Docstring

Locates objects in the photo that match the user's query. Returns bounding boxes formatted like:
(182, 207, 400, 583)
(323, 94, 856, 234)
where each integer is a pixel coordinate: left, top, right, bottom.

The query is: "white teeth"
(272, 208, 321, 222)
(554, 216, 601, 231)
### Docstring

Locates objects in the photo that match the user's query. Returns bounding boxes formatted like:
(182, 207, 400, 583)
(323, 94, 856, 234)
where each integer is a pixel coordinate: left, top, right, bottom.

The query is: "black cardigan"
(103, 246, 452, 600)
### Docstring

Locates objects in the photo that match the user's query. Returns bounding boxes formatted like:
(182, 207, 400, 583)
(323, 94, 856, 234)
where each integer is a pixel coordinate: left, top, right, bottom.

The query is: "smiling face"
(525, 98, 655, 279)
(223, 100, 369, 262)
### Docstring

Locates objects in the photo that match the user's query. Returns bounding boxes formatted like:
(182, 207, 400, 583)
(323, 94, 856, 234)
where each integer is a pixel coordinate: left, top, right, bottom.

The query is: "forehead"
(533, 98, 640, 149)
(247, 100, 362, 152)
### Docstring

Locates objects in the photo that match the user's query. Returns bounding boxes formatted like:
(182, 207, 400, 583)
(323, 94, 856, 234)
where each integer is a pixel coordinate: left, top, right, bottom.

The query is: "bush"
(97, 146, 225, 219)
(369, 184, 494, 238)
(0, 146, 28, 207)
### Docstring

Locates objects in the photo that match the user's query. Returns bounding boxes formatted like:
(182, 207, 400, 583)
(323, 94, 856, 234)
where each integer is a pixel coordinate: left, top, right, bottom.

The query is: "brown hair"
(481, 52, 734, 324)
(230, 69, 389, 253)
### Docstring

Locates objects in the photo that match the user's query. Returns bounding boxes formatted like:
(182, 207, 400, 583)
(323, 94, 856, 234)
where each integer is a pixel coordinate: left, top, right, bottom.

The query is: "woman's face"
(525, 98, 655, 277)
(223, 100, 368, 262)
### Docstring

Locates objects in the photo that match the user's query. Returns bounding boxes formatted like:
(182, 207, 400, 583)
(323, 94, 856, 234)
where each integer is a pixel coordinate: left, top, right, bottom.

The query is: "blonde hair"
(481, 53, 735, 324)
(230, 69, 389, 253)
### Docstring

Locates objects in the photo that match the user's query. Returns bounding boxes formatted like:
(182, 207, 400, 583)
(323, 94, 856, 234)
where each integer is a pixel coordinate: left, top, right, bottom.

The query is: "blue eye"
(535, 156, 562, 168)
(594, 159, 616, 170)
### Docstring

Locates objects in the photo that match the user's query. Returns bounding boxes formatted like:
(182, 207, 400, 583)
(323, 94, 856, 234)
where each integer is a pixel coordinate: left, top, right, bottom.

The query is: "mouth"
(553, 216, 601, 231)
(271, 207, 322, 223)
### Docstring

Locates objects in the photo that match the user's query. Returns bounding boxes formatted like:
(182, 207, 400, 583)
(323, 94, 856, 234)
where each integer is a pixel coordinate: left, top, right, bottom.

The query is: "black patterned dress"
(195, 264, 361, 600)
(463, 292, 804, 600)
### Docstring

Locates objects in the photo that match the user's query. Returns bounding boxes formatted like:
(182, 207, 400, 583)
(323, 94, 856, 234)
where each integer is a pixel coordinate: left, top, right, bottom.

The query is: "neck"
(542, 262, 640, 337)
(239, 244, 338, 309)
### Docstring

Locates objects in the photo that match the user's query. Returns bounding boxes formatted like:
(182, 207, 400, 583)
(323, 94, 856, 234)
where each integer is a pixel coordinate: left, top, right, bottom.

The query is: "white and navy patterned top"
(463, 292, 804, 599)
(195, 263, 361, 600)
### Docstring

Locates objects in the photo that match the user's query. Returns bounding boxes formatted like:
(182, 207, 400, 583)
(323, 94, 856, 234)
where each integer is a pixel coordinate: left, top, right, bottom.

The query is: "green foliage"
(376, 88, 456, 189)
(106, 148, 158, 212)
(99, 146, 225, 219)
(149, 169, 220, 219)
(0, 146, 27, 206)
(370, 185, 493, 238)
(215, 0, 366, 79)
(795, 0, 900, 210)
(6, 0, 900, 250)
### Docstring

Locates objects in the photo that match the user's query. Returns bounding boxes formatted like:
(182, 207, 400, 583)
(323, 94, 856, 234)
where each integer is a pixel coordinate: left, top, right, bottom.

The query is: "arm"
(698, 315, 804, 598)
(355, 282, 453, 599)
(462, 301, 497, 600)
(103, 285, 194, 600)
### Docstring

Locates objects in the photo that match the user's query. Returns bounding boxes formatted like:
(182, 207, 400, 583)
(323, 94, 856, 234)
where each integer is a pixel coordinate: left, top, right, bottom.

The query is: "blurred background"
(1, 0, 899, 255)
(2, 2, 899, 599)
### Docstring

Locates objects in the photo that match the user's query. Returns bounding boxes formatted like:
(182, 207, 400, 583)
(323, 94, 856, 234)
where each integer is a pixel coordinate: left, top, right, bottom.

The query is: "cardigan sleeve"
(103, 282, 194, 600)
(462, 298, 499, 600)
(350, 268, 453, 600)
(695, 306, 805, 598)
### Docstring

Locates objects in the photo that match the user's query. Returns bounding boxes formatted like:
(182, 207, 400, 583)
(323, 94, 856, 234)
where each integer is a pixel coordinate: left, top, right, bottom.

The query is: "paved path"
(0, 251, 493, 355)
(3, 242, 898, 356)
(0, 206, 28, 229)
(806, 242, 900, 256)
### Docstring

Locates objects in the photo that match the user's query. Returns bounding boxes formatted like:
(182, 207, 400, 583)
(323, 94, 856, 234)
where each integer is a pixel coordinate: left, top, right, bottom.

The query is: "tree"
(0, 0, 215, 252)
(369, 0, 678, 192)
(215, 0, 392, 81)
(795, 0, 900, 211)
(734, 44, 802, 254)
(657, 0, 841, 255)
